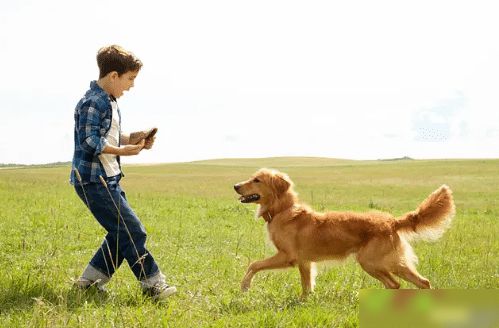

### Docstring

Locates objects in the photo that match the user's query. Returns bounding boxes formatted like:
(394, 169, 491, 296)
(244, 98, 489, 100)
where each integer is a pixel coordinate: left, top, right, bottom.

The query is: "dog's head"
(234, 168, 294, 207)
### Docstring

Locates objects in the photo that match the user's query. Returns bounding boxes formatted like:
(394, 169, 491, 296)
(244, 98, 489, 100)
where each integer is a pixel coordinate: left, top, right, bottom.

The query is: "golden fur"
(234, 168, 455, 298)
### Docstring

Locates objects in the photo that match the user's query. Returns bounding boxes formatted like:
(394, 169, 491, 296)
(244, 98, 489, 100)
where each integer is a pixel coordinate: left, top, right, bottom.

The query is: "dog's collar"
(262, 204, 301, 223)
(263, 204, 304, 224)
(264, 212, 273, 223)
(258, 206, 273, 223)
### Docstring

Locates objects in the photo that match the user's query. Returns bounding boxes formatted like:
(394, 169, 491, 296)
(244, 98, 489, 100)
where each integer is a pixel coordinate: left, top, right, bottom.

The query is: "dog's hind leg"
(392, 236, 432, 288)
(360, 265, 400, 289)
(393, 265, 431, 289)
(357, 239, 400, 289)
(298, 261, 316, 299)
(241, 251, 294, 292)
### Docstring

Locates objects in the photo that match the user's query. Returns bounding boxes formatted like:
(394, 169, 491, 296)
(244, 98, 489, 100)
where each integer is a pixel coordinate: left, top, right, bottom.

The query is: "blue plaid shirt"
(70, 81, 122, 185)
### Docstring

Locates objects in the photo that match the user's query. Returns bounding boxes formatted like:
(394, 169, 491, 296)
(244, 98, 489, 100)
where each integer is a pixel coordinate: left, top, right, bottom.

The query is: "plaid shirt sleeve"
(77, 99, 108, 156)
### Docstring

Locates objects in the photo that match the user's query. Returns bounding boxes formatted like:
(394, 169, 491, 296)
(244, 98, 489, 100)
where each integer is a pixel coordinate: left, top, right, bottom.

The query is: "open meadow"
(0, 157, 498, 327)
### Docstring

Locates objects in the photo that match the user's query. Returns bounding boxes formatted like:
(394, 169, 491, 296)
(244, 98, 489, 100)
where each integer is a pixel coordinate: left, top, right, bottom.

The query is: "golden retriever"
(234, 168, 455, 298)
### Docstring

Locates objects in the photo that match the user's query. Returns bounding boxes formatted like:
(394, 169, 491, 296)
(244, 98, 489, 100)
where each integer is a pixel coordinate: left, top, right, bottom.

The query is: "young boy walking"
(70, 45, 176, 300)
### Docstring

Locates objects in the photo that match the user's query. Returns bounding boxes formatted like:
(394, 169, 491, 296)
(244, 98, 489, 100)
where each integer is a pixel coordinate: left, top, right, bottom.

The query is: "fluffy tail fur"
(394, 185, 455, 241)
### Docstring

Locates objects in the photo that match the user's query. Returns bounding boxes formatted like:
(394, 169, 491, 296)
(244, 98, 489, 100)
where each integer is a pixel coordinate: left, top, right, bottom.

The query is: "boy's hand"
(129, 128, 157, 145)
(143, 136, 156, 150)
(121, 140, 145, 155)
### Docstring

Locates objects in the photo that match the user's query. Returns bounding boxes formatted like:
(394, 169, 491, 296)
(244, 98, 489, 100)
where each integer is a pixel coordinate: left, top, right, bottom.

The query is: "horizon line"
(2, 155, 499, 168)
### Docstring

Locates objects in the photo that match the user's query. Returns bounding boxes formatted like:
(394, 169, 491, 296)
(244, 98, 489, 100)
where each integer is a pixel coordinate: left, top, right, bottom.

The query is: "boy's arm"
(77, 100, 107, 156)
(102, 139, 145, 156)
(78, 100, 144, 156)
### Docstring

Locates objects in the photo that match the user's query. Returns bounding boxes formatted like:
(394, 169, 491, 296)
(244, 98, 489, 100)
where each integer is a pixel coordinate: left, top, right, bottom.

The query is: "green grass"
(0, 157, 497, 327)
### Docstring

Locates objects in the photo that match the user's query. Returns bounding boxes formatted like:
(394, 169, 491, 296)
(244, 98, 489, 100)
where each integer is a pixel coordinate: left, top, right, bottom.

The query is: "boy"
(70, 45, 176, 300)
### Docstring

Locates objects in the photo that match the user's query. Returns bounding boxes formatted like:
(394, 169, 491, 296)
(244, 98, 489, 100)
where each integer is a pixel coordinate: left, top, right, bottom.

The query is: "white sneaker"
(143, 283, 177, 300)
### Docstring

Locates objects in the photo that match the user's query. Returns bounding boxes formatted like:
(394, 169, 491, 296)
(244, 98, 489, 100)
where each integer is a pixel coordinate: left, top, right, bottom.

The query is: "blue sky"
(1, 0, 499, 164)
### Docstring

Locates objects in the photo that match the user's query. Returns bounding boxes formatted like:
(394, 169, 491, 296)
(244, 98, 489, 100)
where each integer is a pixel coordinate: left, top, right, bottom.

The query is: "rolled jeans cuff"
(81, 264, 111, 286)
(140, 271, 165, 289)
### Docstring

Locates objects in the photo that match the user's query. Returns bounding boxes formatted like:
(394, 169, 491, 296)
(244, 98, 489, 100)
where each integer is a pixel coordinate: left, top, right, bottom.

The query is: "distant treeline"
(378, 156, 414, 161)
(0, 161, 71, 168)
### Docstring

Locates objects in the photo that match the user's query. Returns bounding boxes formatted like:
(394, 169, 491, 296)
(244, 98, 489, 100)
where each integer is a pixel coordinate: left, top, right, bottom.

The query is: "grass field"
(0, 157, 498, 327)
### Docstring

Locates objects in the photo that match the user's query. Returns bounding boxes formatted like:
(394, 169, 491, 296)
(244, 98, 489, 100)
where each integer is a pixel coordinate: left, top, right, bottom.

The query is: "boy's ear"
(108, 71, 119, 80)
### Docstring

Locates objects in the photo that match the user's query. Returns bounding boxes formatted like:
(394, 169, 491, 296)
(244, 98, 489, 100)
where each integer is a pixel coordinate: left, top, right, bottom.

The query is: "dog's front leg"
(241, 252, 294, 292)
(298, 261, 316, 300)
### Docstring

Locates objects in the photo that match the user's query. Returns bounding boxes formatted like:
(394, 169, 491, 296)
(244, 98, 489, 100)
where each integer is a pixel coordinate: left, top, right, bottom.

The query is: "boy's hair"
(97, 45, 143, 78)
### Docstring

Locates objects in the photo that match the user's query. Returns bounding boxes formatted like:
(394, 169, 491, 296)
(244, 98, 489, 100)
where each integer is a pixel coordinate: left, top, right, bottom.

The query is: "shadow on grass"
(212, 283, 360, 317)
(214, 289, 308, 316)
(0, 281, 112, 314)
(0, 280, 173, 316)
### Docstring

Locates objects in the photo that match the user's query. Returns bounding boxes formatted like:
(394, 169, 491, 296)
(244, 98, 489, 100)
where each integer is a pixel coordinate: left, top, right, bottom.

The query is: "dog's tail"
(394, 185, 455, 241)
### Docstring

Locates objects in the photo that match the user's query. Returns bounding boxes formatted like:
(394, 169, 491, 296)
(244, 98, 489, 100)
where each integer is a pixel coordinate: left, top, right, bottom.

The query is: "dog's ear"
(272, 172, 292, 194)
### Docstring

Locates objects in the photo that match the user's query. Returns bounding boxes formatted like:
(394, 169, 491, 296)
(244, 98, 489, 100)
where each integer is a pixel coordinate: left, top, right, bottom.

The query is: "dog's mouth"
(239, 194, 260, 203)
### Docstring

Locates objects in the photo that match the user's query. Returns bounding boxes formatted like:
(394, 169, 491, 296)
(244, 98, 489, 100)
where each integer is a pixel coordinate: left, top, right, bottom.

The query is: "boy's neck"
(97, 78, 113, 96)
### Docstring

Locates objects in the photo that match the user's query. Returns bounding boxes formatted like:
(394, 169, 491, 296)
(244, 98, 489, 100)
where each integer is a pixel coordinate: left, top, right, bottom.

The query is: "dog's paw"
(241, 281, 250, 292)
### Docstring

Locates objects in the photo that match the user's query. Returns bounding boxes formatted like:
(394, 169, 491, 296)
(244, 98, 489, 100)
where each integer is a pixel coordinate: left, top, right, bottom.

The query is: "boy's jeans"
(74, 176, 161, 285)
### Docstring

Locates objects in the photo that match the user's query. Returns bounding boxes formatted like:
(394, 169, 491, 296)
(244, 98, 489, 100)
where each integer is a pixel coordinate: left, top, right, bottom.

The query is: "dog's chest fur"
(265, 212, 300, 252)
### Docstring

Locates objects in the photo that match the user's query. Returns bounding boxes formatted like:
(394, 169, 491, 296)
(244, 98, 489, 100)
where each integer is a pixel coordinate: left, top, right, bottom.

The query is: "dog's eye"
(253, 178, 260, 183)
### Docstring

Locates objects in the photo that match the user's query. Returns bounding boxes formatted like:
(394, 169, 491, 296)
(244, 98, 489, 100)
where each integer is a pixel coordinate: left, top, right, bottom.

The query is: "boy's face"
(111, 70, 139, 98)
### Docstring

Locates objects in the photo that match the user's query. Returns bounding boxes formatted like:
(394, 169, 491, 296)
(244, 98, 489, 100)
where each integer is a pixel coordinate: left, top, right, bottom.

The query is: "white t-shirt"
(98, 100, 121, 177)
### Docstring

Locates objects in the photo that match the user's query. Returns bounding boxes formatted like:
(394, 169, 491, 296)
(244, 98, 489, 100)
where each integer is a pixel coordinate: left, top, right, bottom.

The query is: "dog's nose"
(234, 184, 241, 191)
